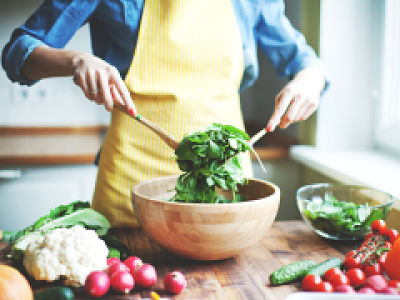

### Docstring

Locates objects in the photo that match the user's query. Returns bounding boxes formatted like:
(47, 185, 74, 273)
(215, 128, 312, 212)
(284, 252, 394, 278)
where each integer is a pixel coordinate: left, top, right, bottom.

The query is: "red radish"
(124, 256, 143, 273)
(363, 275, 388, 292)
(334, 285, 355, 293)
(110, 271, 135, 294)
(107, 257, 121, 266)
(381, 287, 399, 295)
(85, 271, 110, 297)
(107, 262, 130, 277)
(134, 264, 157, 288)
(358, 287, 375, 294)
(163, 271, 186, 294)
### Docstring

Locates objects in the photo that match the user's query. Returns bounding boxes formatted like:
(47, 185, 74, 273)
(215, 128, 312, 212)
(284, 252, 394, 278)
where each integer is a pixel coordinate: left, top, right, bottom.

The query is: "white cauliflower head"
(23, 225, 108, 286)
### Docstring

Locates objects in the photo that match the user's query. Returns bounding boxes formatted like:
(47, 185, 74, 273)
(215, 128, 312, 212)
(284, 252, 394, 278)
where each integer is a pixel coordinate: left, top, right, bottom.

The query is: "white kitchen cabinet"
(0, 165, 98, 231)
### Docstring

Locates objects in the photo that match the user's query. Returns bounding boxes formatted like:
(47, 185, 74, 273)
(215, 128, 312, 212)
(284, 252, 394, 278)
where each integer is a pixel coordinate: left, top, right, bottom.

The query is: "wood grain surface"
(132, 176, 280, 260)
(0, 221, 359, 300)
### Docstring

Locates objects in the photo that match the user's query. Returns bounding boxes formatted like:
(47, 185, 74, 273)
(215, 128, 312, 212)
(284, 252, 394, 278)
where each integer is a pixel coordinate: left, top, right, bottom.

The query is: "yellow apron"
(92, 0, 253, 227)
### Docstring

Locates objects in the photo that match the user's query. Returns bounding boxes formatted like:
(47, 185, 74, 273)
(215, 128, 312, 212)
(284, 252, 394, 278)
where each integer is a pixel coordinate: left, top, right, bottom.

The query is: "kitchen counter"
(0, 221, 358, 299)
(0, 125, 297, 165)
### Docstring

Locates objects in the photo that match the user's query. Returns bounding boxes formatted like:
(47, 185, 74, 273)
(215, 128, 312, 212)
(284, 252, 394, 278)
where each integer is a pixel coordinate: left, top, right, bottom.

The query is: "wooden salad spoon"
(129, 112, 180, 150)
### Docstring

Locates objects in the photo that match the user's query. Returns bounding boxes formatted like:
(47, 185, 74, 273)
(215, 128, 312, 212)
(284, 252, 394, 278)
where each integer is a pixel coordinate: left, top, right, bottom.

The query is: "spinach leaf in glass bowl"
(297, 184, 393, 240)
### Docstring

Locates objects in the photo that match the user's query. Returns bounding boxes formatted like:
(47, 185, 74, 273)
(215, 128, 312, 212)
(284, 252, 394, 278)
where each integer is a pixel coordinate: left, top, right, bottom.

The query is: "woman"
(2, 0, 328, 227)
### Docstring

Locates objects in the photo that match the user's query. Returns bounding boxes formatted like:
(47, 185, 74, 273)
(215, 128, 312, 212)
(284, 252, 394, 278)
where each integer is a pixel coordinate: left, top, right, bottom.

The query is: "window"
(375, 0, 400, 154)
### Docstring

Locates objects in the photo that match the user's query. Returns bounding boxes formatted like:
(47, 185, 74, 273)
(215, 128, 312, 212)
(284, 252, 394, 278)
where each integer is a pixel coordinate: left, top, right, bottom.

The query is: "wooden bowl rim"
(132, 175, 280, 208)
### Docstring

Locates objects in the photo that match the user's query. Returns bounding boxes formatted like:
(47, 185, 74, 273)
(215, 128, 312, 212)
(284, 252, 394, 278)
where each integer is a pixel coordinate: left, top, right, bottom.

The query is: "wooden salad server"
(127, 109, 180, 150)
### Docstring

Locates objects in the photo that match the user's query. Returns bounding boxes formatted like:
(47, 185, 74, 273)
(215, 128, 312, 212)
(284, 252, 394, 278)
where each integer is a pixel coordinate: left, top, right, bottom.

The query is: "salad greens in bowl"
(297, 183, 393, 240)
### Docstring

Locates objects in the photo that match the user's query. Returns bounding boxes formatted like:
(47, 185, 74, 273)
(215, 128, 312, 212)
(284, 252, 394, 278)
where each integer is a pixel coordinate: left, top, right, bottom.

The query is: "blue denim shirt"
(1, 0, 329, 92)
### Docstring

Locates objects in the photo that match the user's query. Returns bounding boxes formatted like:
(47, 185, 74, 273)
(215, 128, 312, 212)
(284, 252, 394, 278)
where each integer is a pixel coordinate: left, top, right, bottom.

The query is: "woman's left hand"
(266, 66, 326, 132)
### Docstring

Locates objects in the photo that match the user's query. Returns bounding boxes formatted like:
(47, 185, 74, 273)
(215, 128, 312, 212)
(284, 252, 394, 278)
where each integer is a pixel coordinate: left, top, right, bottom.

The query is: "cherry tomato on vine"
(346, 268, 365, 287)
(386, 229, 399, 244)
(344, 255, 361, 270)
(371, 220, 387, 235)
(364, 232, 374, 241)
(346, 250, 357, 258)
(383, 241, 392, 249)
(302, 275, 323, 292)
(364, 263, 382, 277)
(378, 252, 388, 269)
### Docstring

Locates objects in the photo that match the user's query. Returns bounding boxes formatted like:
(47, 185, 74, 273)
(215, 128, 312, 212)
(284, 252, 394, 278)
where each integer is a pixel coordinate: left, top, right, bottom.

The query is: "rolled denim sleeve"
(1, 0, 99, 86)
(256, 0, 330, 94)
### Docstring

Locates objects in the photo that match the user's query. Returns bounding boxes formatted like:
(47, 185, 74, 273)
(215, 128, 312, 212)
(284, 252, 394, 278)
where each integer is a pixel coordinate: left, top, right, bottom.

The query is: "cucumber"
(306, 257, 342, 277)
(34, 286, 74, 300)
(269, 260, 317, 285)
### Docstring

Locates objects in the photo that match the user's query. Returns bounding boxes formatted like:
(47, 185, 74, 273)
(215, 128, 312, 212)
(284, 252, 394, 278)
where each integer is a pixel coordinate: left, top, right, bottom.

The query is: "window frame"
(374, 0, 400, 155)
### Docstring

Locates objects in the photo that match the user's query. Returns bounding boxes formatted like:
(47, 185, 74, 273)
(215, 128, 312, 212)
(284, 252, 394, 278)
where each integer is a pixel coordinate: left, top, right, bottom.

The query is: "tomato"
(85, 271, 110, 297)
(327, 272, 349, 287)
(163, 271, 186, 294)
(386, 229, 399, 244)
(346, 268, 365, 287)
(344, 255, 361, 270)
(364, 232, 375, 241)
(302, 275, 323, 292)
(385, 238, 400, 280)
(378, 252, 388, 269)
(324, 268, 343, 282)
(346, 250, 357, 258)
(315, 281, 333, 293)
(371, 220, 387, 235)
(388, 280, 400, 289)
(364, 263, 382, 277)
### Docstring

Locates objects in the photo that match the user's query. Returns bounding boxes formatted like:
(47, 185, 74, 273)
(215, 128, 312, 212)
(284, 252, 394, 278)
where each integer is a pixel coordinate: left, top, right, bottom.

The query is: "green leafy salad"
(303, 195, 386, 239)
(171, 123, 251, 203)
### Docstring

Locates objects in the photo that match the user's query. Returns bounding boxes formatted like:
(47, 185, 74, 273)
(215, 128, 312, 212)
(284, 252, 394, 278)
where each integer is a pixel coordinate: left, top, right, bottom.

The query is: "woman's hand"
(266, 66, 325, 132)
(22, 46, 137, 115)
(72, 52, 136, 115)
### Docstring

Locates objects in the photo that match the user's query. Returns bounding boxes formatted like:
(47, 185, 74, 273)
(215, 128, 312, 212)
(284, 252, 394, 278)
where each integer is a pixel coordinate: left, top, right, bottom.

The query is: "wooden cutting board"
(0, 221, 359, 300)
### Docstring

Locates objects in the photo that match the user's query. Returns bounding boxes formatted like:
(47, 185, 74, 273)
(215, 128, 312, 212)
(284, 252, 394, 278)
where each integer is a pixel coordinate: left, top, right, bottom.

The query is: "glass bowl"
(297, 183, 393, 240)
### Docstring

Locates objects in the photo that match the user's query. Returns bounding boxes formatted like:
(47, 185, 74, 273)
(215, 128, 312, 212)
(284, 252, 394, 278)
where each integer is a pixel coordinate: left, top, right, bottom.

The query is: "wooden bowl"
(132, 176, 280, 260)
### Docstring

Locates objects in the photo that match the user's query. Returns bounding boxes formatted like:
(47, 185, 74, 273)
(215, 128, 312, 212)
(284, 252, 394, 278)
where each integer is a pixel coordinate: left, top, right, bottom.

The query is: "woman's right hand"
(72, 52, 137, 115)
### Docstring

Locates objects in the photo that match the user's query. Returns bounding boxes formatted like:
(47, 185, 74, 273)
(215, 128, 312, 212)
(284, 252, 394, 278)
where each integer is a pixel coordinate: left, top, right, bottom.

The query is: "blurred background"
(0, 0, 399, 230)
